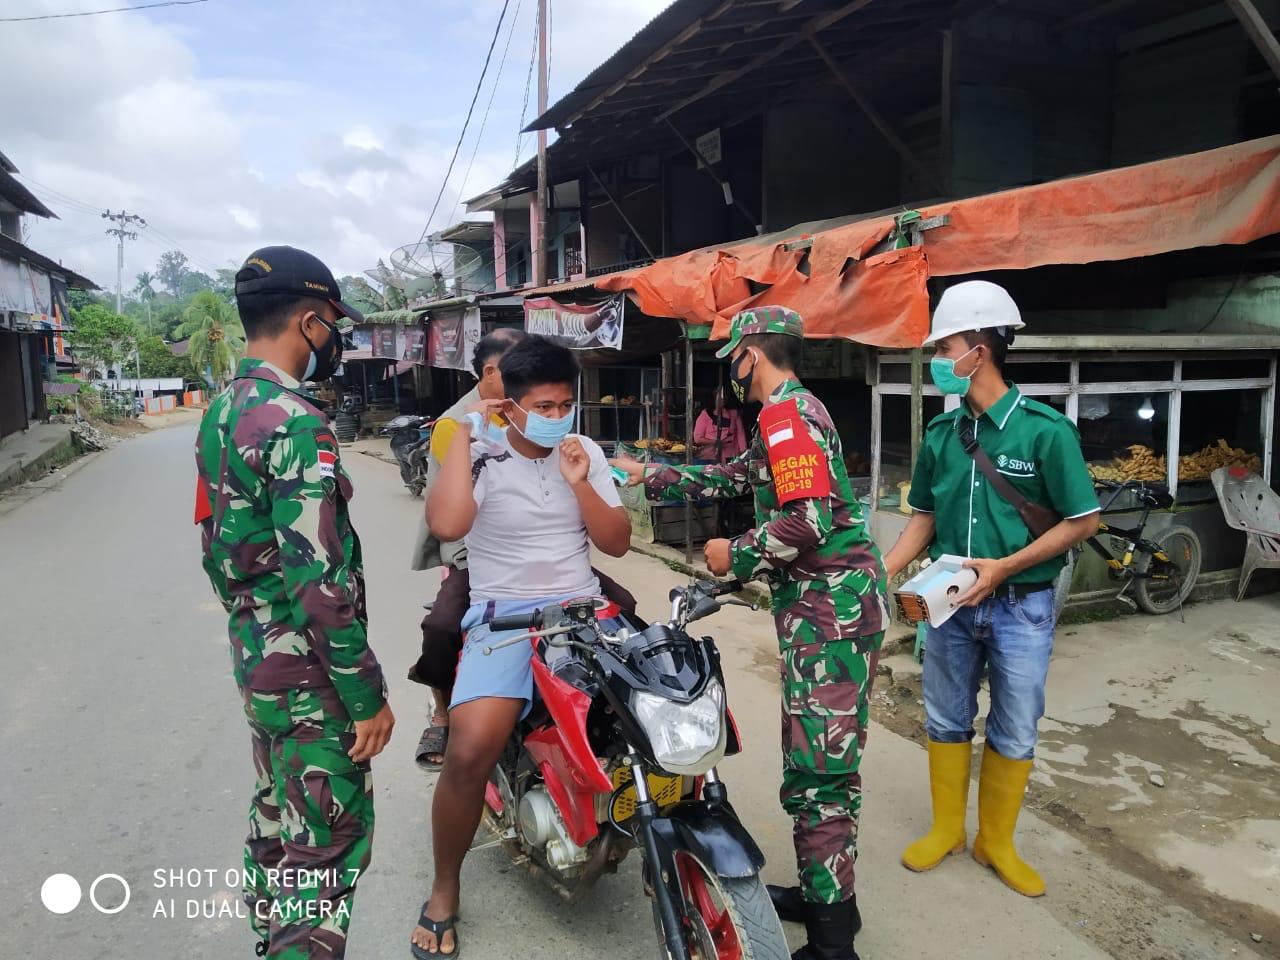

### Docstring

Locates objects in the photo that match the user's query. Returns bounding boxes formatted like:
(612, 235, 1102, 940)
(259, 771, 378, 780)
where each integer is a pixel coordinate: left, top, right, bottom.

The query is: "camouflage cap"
(715, 305, 804, 358)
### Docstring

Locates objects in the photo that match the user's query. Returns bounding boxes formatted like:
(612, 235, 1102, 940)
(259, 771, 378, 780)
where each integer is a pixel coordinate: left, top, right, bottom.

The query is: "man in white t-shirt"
(410, 334, 631, 958)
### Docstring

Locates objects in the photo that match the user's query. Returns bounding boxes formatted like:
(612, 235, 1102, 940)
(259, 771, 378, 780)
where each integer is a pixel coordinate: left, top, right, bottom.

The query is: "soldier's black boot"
(790, 899, 861, 960)
(768, 885, 861, 936)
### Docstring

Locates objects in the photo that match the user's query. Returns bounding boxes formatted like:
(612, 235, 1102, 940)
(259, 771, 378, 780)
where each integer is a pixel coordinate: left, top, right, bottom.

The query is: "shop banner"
(429, 306, 481, 371)
(523, 294, 625, 350)
(372, 324, 400, 359)
(402, 326, 427, 364)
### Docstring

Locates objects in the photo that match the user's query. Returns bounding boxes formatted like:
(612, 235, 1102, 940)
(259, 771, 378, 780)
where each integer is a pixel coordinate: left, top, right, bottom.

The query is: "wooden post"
(587, 163, 657, 260)
(808, 34, 947, 195)
(1225, 0, 1280, 83)
(534, 0, 549, 285)
(869, 349, 882, 513)
(910, 348, 923, 474)
(684, 336, 695, 564)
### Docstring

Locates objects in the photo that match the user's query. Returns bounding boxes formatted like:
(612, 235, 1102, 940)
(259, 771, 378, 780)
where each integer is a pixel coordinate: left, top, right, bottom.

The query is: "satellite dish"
(394, 240, 485, 298)
(364, 261, 409, 290)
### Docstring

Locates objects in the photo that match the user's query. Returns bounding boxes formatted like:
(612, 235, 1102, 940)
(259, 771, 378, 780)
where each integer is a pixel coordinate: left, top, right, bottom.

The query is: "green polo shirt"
(907, 383, 1099, 583)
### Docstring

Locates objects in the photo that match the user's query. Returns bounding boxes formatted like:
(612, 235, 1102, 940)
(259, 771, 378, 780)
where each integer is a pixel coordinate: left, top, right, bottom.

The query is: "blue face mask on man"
(511, 403, 576, 449)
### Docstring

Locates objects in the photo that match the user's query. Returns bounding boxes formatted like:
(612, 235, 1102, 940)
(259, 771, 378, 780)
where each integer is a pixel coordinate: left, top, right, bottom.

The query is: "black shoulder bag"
(957, 421, 1061, 538)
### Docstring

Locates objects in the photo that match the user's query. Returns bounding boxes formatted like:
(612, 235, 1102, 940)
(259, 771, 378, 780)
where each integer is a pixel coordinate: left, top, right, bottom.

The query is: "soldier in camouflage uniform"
(195, 246, 395, 959)
(613, 307, 886, 960)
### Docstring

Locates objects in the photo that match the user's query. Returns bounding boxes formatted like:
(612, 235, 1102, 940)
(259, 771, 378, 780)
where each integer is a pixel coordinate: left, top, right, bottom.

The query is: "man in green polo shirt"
(882, 280, 1099, 898)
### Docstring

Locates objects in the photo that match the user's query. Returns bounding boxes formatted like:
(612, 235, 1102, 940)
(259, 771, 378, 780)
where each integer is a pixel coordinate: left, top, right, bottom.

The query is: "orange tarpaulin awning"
(596, 135, 1280, 348)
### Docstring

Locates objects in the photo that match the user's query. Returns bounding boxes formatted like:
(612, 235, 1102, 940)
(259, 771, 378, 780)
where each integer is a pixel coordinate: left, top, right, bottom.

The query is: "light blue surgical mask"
(463, 411, 507, 445)
(512, 404, 576, 449)
(929, 345, 980, 397)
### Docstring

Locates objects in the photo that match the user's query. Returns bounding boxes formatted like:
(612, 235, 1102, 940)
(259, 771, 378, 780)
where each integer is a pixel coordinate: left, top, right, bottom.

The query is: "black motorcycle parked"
(380, 415, 433, 496)
(475, 578, 788, 960)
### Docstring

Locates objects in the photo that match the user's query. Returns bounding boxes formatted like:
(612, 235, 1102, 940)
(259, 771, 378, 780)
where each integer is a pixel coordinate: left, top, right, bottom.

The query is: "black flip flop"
(414, 725, 449, 771)
(410, 908, 459, 959)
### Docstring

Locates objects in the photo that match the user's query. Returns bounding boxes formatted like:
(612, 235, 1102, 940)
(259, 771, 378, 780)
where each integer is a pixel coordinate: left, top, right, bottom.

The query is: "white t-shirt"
(465, 431, 623, 603)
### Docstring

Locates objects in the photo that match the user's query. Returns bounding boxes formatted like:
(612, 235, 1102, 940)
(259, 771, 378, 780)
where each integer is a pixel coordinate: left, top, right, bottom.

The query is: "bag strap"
(956, 420, 1060, 537)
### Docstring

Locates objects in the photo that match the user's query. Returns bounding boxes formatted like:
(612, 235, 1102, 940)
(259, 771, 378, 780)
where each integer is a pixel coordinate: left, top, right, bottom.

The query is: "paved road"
(3, 424, 1242, 960)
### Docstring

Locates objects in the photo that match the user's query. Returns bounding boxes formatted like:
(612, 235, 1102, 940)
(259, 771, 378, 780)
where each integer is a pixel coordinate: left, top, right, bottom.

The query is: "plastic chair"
(1211, 467, 1280, 601)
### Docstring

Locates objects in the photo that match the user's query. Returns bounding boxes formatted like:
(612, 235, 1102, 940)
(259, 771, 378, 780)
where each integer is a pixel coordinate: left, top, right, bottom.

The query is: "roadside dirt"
(872, 649, 1279, 959)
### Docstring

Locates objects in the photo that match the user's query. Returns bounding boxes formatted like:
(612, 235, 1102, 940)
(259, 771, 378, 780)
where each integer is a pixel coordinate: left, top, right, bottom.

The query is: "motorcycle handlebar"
(489, 611, 540, 632)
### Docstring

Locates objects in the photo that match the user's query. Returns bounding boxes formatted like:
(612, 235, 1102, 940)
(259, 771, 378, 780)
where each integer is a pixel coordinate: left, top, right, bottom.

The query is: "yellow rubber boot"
(901, 741, 972, 872)
(971, 744, 1045, 897)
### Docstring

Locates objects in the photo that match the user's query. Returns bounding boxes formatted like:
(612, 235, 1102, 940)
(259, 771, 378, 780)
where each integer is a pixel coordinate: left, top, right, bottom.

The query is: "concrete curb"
(0, 429, 79, 494)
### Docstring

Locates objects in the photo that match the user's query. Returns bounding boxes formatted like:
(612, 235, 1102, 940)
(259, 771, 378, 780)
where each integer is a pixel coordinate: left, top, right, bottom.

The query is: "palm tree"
(133, 272, 156, 334)
(182, 291, 245, 386)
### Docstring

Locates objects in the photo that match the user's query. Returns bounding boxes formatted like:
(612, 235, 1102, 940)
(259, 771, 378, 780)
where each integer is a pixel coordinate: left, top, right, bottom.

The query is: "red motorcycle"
(474, 579, 787, 960)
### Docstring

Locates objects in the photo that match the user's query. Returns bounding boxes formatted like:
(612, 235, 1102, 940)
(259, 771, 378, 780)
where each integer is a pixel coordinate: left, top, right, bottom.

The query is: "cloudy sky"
(3, 0, 670, 293)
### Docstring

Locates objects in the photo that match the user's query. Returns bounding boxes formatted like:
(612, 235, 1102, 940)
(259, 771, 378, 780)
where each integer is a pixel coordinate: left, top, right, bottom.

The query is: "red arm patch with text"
(758, 399, 830, 505)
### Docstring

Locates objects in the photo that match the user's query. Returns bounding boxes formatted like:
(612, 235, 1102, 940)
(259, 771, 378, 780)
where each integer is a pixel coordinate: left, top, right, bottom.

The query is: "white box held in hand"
(894, 555, 978, 628)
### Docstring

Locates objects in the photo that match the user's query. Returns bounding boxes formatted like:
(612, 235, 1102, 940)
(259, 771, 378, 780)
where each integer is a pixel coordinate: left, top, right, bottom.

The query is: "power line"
(0, 0, 208, 22)
(449, 0, 524, 227)
(412, 0, 513, 250)
(513, 0, 538, 170)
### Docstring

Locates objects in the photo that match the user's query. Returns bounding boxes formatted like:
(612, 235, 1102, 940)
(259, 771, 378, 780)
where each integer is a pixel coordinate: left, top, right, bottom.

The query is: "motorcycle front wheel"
(654, 852, 788, 960)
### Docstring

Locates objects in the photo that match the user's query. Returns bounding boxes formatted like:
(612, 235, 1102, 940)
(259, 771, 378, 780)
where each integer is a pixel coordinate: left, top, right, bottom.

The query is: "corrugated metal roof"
(0, 233, 96, 289)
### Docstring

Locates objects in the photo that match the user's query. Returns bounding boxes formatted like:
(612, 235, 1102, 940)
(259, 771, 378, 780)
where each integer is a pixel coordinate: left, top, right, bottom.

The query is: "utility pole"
(102, 209, 145, 314)
(533, 0, 549, 285)
(103, 209, 145, 387)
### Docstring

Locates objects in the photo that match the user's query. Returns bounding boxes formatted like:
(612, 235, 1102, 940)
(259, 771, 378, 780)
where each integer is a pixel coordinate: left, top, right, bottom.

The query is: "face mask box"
(894, 555, 978, 627)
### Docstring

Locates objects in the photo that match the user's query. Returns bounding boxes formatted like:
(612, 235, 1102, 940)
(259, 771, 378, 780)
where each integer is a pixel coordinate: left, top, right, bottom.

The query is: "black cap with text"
(234, 245, 365, 324)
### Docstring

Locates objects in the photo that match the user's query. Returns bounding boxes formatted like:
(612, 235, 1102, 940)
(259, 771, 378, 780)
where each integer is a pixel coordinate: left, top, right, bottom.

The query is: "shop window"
(1182, 358, 1272, 380)
(1078, 392, 1170, 484)
(1177, 388, 1265, 500)
(1004, 359, 1070, 383)
(1079, 360, 1174, 383)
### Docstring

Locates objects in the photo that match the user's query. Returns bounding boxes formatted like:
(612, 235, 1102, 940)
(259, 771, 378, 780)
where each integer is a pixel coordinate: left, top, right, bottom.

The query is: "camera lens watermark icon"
(41, 874, 131, 915)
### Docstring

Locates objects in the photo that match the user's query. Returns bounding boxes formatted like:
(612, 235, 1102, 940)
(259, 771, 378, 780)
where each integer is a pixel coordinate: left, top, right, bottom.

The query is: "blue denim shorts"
(922, 585, 1056, 761)
(450, 594, 578, 719)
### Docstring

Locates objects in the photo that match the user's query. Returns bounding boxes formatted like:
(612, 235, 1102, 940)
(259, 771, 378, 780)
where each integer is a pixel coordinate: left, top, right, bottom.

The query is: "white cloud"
(4, 0, 675, 293)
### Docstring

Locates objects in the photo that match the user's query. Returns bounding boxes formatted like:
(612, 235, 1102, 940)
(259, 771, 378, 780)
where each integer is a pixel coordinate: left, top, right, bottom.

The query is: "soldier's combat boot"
(971, 743, 1045, 897)
(791, 899, 860, 960)
(767, 885, 860, 936)
(901, 740, 972, 871)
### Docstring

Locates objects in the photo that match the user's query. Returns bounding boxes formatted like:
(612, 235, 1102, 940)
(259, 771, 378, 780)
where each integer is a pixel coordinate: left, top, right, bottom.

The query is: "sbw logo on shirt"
(996, 453, 1035, 474)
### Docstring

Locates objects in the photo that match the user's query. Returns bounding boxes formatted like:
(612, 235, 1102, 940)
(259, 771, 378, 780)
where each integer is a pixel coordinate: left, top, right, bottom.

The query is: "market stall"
(869, 334, 1278, 593)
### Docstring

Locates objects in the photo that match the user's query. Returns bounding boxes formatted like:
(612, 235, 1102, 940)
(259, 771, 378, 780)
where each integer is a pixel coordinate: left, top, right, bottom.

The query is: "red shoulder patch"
(193, 476, 213, 524)
(758, 398, 830, 505)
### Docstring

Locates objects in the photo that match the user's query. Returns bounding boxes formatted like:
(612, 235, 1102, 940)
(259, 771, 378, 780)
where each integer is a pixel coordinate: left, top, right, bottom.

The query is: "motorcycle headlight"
(631, 679, 726, 776)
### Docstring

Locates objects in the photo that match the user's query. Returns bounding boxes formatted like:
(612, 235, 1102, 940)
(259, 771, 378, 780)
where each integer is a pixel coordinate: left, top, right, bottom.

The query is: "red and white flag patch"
(318, 449, 337, 478)
(766, 422, 794, 447)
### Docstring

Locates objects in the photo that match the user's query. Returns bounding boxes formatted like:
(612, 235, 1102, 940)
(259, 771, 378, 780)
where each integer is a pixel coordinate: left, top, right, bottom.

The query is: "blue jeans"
(923, 586, 1056, 761)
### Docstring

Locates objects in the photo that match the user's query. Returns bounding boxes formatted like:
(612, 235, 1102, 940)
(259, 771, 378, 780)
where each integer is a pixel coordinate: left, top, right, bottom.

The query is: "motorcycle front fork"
(630, 754, 729, 960)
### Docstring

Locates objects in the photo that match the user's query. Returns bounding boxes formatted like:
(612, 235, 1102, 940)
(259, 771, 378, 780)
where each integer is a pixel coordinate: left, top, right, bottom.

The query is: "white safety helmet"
(924, 280, 1025, 346)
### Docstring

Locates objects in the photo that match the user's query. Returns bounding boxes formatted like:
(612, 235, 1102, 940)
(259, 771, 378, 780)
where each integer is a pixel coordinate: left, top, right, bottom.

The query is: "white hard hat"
(924, 280, 1025, 346)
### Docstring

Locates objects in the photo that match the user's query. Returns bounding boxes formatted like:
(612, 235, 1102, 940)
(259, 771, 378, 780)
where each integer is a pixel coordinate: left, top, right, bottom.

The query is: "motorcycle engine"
(518, 786, 589, 872)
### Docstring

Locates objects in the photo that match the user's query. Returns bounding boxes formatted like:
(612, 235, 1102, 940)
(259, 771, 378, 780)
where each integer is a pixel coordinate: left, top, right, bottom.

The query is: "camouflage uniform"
(643, 308, 887, 905)
(196, 357, 385, 958)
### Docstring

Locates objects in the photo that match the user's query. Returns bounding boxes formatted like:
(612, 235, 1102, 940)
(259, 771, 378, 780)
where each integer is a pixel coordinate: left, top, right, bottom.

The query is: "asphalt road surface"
(3, 423, 1252, 960)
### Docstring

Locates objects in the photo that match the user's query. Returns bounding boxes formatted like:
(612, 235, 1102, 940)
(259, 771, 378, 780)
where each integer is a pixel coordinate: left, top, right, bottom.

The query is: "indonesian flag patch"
(757, 398, 831, 505)
(318, 449, 337, 479)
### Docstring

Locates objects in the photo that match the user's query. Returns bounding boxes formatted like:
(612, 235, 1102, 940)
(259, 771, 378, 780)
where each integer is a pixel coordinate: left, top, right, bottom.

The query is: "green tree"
(69, 304, 139, 380)
(156, 250, 190, 297)
(183, 290, 245, 386)
(213, 267, 238, 301)
(179, 271, 214, 299)
(137, 335, 193, 378)
(338, 275, 386, 313)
